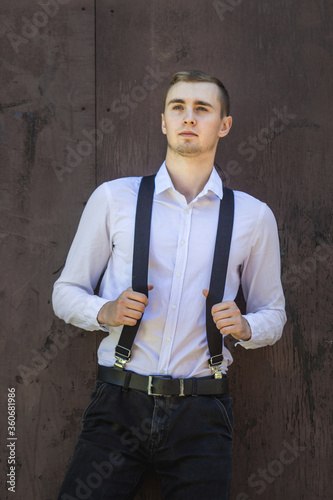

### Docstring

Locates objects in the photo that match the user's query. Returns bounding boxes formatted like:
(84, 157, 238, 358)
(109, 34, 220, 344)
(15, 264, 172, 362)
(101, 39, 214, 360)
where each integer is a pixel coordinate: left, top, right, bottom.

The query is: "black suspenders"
(114, 175, 155, 365)
(114, 174, 235, 378)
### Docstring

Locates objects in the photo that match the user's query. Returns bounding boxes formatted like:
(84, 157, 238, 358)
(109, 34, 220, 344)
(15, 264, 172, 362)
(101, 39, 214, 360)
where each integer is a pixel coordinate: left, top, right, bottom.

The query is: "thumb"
(148, 284, 154, 291)
(202, 288, 209, 298)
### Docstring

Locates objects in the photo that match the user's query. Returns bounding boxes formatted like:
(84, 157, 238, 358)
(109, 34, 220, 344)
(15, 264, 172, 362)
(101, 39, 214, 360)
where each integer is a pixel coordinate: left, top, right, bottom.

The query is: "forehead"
(165, 81, 221, 106)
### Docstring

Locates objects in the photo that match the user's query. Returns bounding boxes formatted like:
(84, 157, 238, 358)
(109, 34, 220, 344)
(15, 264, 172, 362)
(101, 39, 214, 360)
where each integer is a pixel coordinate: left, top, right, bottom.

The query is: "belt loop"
(122, 371, 132, 392)
(192, 378, 198, 397)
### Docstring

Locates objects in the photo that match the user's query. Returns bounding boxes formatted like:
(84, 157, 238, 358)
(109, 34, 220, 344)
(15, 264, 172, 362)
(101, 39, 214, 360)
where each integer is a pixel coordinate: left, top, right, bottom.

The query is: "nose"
(183, 110, 196, 126)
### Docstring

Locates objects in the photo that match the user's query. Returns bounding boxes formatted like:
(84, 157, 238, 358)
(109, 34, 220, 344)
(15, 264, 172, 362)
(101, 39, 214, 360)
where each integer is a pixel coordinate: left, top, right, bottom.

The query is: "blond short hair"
(164, 70, 230, 117)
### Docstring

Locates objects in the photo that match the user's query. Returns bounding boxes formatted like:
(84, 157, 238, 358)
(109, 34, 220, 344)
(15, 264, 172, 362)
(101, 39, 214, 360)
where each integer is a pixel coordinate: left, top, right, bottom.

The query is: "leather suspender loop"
(114, 175, 155, 369)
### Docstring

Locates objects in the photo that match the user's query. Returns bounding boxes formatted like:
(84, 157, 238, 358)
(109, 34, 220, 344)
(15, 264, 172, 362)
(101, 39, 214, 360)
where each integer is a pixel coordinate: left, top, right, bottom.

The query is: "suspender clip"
(114, 357, 128, 369)
(114, 345, 131, 370)
(211, 366, 223, 379)
(209, 354, 224, 379)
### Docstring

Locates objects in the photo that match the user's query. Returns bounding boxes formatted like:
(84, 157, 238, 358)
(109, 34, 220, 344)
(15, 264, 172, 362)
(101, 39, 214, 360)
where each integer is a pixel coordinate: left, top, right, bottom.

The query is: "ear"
(161, 113, 167, 135)
(218, 116, 232, 138)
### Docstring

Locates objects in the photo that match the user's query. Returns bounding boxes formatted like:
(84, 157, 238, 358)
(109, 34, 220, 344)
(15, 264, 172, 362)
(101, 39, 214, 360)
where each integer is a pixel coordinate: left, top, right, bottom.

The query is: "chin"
(175, 145, 201, 156)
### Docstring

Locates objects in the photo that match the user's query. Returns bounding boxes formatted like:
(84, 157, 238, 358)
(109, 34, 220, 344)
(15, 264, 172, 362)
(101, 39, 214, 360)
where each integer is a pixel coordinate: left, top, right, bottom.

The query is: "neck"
(165, 149, 215, 203)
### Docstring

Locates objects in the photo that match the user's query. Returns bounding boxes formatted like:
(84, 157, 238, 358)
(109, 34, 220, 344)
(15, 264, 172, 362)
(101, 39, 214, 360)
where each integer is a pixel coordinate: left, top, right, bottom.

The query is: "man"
(53, 70, 286, 500)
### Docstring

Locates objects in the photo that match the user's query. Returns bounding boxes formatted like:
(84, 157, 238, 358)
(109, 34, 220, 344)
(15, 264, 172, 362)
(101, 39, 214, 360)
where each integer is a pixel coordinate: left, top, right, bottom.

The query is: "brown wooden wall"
(1, 1, 332, 499)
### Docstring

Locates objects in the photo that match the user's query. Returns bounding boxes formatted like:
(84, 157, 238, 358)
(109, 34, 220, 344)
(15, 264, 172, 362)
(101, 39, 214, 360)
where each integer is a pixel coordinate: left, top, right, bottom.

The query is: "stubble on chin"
(169, 143, 201, 157)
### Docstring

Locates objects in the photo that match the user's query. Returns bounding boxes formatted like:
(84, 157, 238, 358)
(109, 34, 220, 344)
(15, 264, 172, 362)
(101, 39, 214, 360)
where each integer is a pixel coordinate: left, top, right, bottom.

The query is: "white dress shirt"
(52, 162, 286, 377)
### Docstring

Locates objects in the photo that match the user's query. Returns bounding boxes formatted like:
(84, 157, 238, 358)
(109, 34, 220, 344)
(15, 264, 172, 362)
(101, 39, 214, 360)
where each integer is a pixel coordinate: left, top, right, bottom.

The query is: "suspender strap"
(114, 175, 155, 368)
(206, 187, 234, 376)
(132, 175, 156, 296)
(114, 176, 235, 374)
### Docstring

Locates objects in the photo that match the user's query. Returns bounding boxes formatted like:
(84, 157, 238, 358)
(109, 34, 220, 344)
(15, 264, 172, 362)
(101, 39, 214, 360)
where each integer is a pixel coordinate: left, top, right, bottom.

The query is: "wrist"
(241, 317, 252, 341)
(97, 301, 111, 325)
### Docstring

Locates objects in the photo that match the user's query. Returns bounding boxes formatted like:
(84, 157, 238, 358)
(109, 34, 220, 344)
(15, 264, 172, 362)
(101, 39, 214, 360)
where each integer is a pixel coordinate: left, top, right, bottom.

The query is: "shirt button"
(160, 370, 165, 375)
(176, 272, 181, 278)
(180, 240, 185, 246)
(171, 305, 176, 310)
(166, 337, 171, 343)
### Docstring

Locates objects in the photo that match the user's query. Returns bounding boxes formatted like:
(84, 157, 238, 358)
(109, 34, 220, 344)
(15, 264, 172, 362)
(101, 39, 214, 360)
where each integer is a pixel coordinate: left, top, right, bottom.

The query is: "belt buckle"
(147, 375, 185, 397)
(147, 376, 162, 396)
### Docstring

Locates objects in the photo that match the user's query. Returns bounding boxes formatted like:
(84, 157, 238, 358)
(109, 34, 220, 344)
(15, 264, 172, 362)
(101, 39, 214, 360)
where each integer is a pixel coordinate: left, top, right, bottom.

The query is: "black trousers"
(58, 380, 233, 500)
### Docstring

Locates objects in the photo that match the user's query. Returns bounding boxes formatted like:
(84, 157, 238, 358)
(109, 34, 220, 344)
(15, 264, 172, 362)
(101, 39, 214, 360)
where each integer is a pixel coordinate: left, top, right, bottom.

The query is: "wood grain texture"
(0, 1, 96, 499)
(0, 0, 332, 499)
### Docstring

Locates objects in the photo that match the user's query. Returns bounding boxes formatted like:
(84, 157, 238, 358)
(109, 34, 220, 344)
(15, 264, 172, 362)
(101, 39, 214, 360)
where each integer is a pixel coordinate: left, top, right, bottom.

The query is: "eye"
(197, 106, 208, 112)
(172, 104, 184, 110)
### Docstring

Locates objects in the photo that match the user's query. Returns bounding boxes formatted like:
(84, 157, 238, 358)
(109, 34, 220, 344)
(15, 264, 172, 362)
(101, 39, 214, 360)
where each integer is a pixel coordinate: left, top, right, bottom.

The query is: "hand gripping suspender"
(114, 174, 235, 378)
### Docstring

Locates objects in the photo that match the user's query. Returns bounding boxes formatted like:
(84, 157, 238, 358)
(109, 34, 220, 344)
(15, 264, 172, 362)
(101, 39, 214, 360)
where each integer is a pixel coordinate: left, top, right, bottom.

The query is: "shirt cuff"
(81, 295, 111, 332)
(235, 313, 267, 349)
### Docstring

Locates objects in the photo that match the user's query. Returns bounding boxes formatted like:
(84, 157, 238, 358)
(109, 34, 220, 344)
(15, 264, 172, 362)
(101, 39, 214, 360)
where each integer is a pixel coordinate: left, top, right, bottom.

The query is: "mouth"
(179, 131, 198, 138)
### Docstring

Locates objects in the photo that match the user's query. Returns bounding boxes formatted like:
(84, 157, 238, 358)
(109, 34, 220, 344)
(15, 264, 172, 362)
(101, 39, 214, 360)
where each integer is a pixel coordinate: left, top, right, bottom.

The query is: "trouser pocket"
(82, 381, 108, 421)
(212, 394, 234, 435)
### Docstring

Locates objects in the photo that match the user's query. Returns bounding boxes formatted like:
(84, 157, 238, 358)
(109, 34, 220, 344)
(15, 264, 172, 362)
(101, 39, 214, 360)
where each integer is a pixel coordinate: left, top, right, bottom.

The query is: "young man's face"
(161, 81, 232, 158)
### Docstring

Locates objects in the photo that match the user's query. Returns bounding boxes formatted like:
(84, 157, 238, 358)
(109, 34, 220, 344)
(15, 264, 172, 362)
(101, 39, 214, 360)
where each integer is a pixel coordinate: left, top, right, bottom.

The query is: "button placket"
(157, 206, 193, 373)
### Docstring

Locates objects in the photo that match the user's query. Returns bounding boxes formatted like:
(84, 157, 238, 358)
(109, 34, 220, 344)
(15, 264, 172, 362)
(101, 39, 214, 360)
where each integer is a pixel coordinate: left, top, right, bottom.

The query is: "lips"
(179, 131, 198, 137)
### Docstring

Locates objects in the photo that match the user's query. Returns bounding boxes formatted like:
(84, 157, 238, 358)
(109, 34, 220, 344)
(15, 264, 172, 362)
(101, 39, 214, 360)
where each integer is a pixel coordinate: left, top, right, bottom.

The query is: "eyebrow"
(167, 98, 214, 108)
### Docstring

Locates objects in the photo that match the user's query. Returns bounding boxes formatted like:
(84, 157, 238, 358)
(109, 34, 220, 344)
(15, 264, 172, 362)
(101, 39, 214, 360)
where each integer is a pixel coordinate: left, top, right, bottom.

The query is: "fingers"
(214, 316, 243, 336)
(112, 302, 143, 327)
(116, 287, 153, 325)
(212, 303, 239, 322)
(213, 304, 241, 333)
(123, 289, 149, 308)
(98, 285, 154, 327)
(211, 301, 237, 315)
(125, 284, 154, 304)
(209, 300, 252, 341)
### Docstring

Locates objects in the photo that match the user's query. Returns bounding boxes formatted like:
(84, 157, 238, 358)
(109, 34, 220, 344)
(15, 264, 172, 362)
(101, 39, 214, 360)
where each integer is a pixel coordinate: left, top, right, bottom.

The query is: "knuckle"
(118, 297, 126, 306)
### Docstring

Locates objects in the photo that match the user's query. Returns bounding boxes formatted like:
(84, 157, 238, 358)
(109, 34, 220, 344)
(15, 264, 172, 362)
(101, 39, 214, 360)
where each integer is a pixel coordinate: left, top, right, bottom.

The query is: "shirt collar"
(154, 161, 223, 200)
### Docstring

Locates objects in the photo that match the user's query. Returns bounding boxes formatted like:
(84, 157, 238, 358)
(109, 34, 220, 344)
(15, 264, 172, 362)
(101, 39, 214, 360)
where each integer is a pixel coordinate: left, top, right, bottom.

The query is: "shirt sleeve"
(52, 183, 112, 331)
(238, 203, 287, 349)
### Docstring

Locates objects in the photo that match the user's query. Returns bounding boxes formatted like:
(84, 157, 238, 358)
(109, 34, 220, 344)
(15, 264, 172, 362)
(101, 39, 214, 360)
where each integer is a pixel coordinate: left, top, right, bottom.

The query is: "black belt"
(98, 365, 228, 397)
